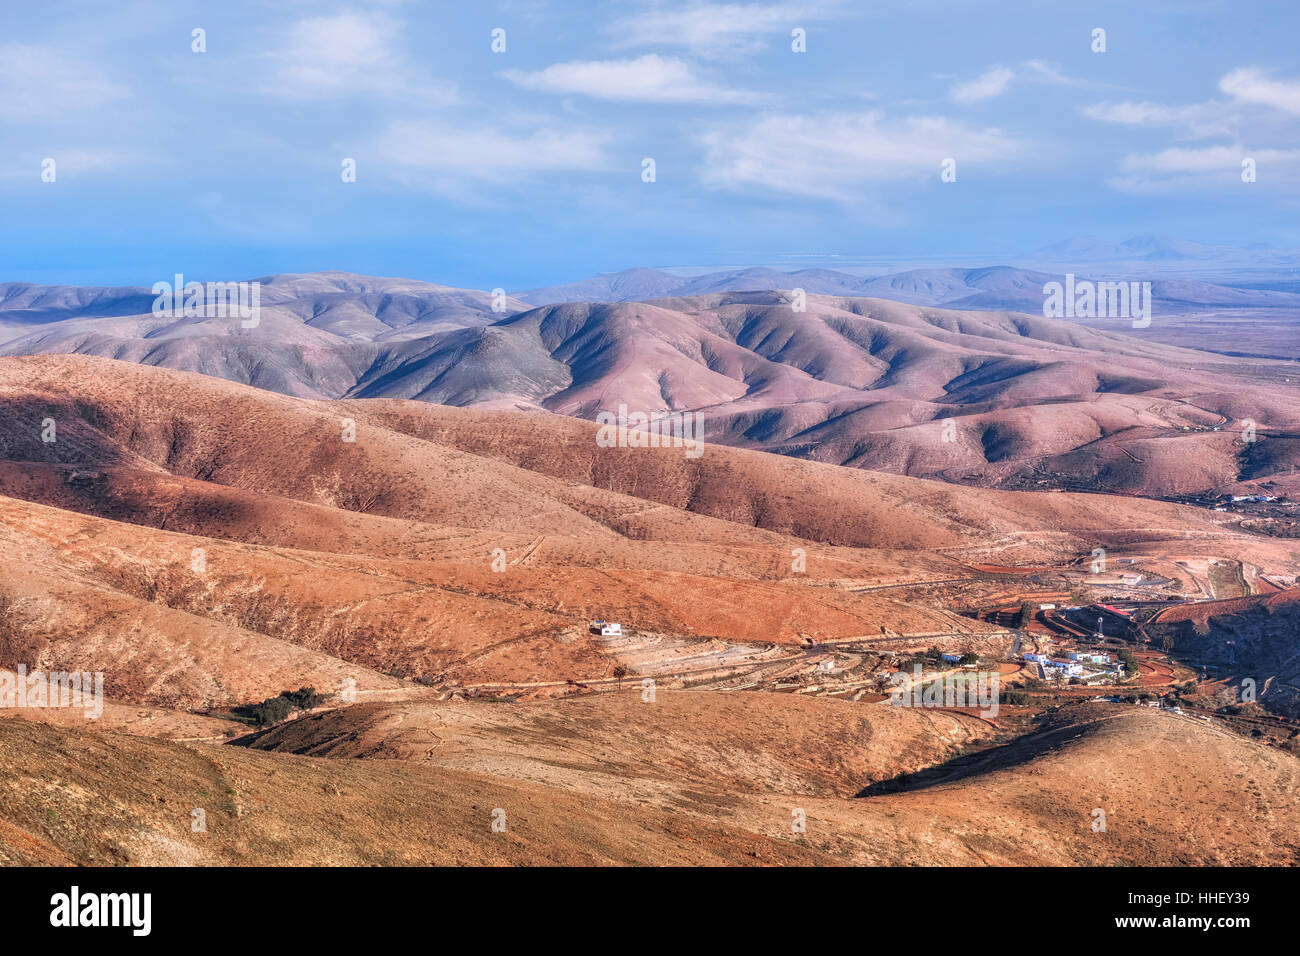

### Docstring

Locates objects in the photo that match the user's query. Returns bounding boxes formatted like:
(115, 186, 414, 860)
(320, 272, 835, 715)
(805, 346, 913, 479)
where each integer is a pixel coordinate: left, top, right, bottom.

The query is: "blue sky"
(3, 0, 1300, 288)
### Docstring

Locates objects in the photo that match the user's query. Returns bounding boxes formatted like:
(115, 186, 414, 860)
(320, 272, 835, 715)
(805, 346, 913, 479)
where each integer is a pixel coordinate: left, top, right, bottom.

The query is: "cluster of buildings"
(1023, 649, 1120, 681)
(1024, 653, 1083, 677)
(1212, 493, 1284, 511)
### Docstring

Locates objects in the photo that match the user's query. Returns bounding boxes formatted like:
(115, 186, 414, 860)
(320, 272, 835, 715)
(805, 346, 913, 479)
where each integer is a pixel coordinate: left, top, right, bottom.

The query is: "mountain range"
(1, 271, 1297, 501)
(518, 264, 1300, 312)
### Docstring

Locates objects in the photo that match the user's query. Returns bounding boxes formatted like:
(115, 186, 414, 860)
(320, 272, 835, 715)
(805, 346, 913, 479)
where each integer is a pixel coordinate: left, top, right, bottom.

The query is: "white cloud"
(1021, 60, 1079, 86)
(1086, 68, 1300, 140)
(1088, 67, 1300, 190)
(1219, 68, 1300, 116)
(698, 110, 1020, 200)
(1122, 145, 1249, 174)
(373, 119, 612, 195)
(267, 14, 456, 105)
(948, 60, 1097, 105)
(950, 66, 1015, 104)
(605, 2, 835, 56)
(1108, 145, 1300, 193)
(501, 55, 757, 104)
(0, 44, 128, 122)
(1082, 100, 1236, 139)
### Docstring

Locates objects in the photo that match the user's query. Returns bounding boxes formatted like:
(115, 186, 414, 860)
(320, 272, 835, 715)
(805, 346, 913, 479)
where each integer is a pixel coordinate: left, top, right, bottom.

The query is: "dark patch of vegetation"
(233, 686, 322, 726)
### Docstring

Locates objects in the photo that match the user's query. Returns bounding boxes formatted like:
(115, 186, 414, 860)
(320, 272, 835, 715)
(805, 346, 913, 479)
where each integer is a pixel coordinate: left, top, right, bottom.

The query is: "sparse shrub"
(0, 587, 51, 666)
(310, 471, 392, 514)
(0, 588, 20, 646)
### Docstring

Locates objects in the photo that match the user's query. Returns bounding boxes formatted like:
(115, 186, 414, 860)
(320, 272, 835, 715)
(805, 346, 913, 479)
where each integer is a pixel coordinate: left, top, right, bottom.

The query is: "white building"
(1044, 659, 1083, 677)
(1070, 652, 1110, 664)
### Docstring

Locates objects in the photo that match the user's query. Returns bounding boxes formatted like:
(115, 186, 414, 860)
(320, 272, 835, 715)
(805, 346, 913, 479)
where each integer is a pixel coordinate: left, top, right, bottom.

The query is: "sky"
(2, 0, 1300, 288)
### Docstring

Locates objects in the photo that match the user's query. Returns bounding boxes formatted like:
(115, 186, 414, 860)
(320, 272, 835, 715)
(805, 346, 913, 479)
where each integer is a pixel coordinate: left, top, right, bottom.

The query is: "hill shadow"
(856, 719, 1094, 797)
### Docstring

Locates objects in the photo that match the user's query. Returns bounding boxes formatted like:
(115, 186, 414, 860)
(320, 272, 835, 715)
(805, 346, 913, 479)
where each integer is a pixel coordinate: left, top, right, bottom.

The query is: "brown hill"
(0, 354, 1294, 866)
(5, 281, 1298, 499)
(4, 694, 1294, 866)
(0, 716, 832, 866)
(234, 693, 1300, 865)
(1, 354, 1263, 565)
(1145, 589, 1300, 717)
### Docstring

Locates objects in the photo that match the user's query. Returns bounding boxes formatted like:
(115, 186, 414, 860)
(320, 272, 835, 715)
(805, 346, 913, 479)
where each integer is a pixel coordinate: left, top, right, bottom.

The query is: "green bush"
(282, 686, 321, 710)
(237, 686, 322, 726)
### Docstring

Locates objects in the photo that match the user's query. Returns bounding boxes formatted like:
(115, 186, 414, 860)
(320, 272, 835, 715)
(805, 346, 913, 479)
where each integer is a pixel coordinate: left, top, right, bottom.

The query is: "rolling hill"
(3, 695, 1292, 866)
(0, 354, 1295, 866)
(2, 275, 1298, 499)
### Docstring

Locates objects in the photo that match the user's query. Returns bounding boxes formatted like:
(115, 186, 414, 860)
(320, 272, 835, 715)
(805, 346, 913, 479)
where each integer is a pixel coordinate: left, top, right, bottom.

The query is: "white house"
(1069, 652, 1110, 664)
(1044, 659, 1083, 677)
